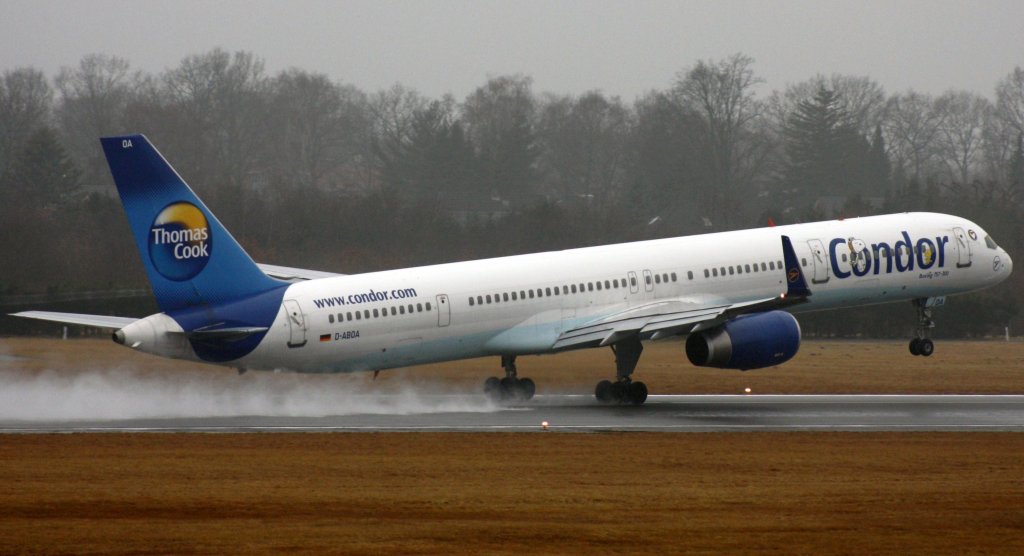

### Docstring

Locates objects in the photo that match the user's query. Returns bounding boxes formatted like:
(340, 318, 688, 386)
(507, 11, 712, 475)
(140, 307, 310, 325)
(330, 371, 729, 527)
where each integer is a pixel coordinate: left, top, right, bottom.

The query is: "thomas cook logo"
(148, 202, 212, 281)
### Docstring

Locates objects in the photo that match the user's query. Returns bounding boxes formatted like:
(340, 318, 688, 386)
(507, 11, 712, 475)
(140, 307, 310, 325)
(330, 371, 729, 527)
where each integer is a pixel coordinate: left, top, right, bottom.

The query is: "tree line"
(1, 50, 1022, 337)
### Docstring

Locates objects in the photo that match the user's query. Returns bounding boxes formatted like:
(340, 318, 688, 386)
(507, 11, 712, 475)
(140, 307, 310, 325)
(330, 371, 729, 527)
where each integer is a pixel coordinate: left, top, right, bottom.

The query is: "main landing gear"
(595, 336, 648, 406)
(908, 297, 937, 357)
(484, 355, 535, 402)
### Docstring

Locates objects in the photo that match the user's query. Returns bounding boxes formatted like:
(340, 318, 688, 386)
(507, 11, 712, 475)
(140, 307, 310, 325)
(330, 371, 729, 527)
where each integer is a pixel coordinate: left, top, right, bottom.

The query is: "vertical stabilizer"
(101, 134, 284, 314)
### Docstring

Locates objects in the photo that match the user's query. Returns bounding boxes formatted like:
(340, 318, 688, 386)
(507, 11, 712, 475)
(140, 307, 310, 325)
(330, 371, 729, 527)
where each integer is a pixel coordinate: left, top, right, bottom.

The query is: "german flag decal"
(319, 334, 331, 342)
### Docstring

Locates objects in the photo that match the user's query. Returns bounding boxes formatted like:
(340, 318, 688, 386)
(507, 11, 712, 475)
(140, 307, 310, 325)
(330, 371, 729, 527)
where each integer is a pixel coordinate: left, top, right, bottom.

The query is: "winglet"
(781, 235, 811, 298)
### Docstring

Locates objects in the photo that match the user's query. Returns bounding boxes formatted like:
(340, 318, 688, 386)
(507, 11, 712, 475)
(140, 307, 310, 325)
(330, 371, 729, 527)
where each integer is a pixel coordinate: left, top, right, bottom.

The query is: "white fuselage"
(134, 212, 1014, 372)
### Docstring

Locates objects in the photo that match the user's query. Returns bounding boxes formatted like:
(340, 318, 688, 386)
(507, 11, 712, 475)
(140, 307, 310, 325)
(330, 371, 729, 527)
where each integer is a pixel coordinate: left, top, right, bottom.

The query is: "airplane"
(12, 135, 1014, 405)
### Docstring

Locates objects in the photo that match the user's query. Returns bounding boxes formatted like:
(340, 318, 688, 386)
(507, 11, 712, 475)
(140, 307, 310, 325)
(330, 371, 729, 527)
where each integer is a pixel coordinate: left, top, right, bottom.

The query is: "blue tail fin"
(101, 134, 284, 314)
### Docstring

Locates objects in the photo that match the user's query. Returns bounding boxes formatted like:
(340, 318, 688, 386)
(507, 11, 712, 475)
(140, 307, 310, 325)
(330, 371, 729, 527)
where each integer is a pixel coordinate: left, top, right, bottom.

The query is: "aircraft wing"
(553, 235, 812, 351)
(10, 311, 138, 330)
(257, 263, 344, 281)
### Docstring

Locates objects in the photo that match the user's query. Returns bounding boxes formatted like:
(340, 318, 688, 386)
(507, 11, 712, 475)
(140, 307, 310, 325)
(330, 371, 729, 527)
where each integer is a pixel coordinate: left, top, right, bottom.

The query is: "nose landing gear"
(908, 297, 942, 357)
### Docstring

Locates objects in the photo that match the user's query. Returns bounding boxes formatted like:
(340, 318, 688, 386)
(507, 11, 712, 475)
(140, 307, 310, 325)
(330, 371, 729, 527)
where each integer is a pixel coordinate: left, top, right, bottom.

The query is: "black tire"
(609, 381, 627, 403)
(918, 338, 934, 357)
(518, 377, 536, 400)
(595, 380, 613, 403)
(499, 376, 517, 400)
(909, 338, 921, 356)
(628, 381, 648, 406)
(483, 377, 502, 401)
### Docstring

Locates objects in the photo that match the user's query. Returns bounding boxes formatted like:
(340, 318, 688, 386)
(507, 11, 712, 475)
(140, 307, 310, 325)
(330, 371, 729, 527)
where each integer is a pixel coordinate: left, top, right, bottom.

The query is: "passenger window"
(399, 306, 405, 314)
(761, 262, 767, 271)
(687, 271, 693, 280)
(712, 268, 718, 277)
(769, 261, 775, 270)
(494, 293, 501, 303)
(553, 287, 560, 296)
(476, 296, 483, 306)
(381, 309, 387, 318)
(596, 282, 603, 291)
(391, 307, 397, 316)
(407, 305, 413, 314)
(736, 266, 742, 274)
(426, 302, 431, 311)
(417, 303, 423, 312)
(563, 286, 569, 295)
(355, 311, 362, 320)
(744, 265, 751, 273)
(373, 309, 379, 318)
(671, 272, 678, 282)
(654, 274, 661, 284)
(729, 267, 734, 275)
(520, 290, 526, 299)
(800, 258, 807, 267)
(777, 260, 783, 268)
(662, 273, 668, 283)
(630, 277, 637, 287)
(604, 280, 611, 289)
(588, 283, 594, 291)
(328, 314, 335, 324)
(512, 292, 518, 300)
(842, 254, 847, 262)
(529, 290, 535, 299)
(503, 293, 509, 302)
(364, 310, 370, 319)
(338, 313, 344, 321)
(546, 287, 552, 296)
(469, 297, 475, 306)
(720, 267, 726, 275)
(571, 284, 577, 293)
(486, 294, 492, 304)
(704, 269, 710, 278)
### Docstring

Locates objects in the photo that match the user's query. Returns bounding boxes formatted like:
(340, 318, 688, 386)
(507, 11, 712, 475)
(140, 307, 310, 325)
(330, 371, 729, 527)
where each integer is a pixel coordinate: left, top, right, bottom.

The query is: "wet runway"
(3, 394, 1023, 432)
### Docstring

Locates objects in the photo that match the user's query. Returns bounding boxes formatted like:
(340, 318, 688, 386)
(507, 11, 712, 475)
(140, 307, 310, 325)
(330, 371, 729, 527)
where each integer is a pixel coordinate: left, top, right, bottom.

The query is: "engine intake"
(685, 311, 801, 370)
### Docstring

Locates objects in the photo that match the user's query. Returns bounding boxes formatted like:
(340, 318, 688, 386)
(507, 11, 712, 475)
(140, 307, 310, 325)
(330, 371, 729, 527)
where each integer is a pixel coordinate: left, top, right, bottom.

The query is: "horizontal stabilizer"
(256, 263, 343, 281)
(182, 325, 270, 342)
(10, 311, 137, 330)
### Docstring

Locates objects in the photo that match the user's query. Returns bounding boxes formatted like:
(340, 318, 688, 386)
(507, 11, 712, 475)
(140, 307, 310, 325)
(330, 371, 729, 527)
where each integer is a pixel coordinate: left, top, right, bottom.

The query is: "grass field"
(1, 337, 1022, 554)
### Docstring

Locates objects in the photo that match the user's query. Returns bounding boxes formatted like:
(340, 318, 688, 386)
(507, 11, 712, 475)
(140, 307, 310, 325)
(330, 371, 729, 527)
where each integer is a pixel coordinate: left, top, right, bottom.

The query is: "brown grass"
(2, 338, 1023, 554)
(1, 433, 1023, 555)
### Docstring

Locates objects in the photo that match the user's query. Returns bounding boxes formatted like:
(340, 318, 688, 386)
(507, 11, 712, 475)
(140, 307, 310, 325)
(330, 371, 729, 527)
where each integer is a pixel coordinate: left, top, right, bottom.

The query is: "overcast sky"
(2, 0, 1021, 100)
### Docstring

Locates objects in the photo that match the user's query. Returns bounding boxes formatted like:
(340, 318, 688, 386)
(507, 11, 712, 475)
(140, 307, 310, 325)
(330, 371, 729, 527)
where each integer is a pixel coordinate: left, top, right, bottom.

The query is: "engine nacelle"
(685, 310, 801, 370)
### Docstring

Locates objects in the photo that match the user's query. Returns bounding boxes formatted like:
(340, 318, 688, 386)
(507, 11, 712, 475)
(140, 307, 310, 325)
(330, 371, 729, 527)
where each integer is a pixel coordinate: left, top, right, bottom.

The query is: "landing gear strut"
(595, 336, 648, 405)
(908, 298, 937, 357)
(483, 355, 535, 402)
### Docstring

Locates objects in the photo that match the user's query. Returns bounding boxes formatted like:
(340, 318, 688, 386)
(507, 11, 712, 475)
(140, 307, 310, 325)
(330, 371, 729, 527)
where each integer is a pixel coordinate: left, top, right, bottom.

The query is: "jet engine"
(685, 310, 801, 370)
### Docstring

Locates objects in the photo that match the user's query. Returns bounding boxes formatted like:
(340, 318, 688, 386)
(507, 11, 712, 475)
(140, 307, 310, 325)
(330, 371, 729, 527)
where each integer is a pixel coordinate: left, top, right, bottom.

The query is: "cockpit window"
(985, 235, 998, 250)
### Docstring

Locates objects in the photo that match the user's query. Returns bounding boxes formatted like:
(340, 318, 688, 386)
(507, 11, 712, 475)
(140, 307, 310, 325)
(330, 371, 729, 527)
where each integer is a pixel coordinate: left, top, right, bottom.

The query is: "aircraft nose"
(1004, 250, 1013, 275)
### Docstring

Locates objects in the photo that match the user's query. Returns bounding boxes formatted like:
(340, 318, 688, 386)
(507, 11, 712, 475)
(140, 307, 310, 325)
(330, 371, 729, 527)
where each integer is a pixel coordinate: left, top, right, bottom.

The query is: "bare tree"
(161, 49, 269, 187)
(0, 68, 52, 177)
(994, 67, 1024, 136)
(673, 53, 767, 227)
(536, 91, 631, 206)
(883, 91, 945, 183)
(270, 69, 368, 189)
(55, 54, 141, 183)
(934, 90, 991, 185)
(461, 75, 538, 200)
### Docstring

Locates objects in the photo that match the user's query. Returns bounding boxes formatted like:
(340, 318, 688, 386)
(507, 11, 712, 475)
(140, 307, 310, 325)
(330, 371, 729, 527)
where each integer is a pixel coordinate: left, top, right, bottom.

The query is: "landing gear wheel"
(918, 338, 934, 357)
(909, 338, 921, 356)
(484, 377, 502, 401)
(627, 381, 648, 405)
(595, 380, 613, 403)
(518, 377, 536, 400)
